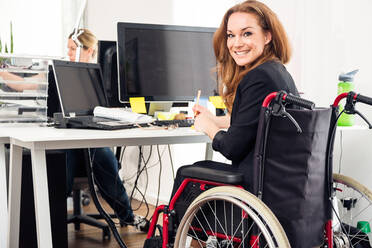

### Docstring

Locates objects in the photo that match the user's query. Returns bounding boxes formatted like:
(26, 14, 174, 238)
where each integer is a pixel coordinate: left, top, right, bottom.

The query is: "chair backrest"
(253, 104, 333, 247)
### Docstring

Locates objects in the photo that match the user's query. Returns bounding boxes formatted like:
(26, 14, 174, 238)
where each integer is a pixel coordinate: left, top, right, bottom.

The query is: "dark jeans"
(66, 147, 134, 222)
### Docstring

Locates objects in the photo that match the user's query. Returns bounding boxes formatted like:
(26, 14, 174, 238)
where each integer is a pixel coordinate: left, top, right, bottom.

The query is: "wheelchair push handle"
(333, 91, 372, 107)
(333, 91, 372, 129)
(262, 91, 315, 109)
(355, 93, 372, 106)
(285, 94, 315, 110)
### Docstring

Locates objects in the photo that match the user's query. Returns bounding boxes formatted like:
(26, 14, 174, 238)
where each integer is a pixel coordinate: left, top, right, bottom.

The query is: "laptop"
(52, 60, 141, 130)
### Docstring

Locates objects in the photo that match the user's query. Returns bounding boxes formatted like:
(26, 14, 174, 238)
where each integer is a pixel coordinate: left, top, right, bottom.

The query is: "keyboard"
(153, 119, 195, 127)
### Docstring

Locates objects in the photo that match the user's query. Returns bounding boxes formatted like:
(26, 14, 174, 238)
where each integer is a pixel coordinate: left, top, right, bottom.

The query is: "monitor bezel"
(116, 22, 217, 103)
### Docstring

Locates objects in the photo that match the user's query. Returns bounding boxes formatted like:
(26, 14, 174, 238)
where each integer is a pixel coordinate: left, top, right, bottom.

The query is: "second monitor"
(117, 22, 218, 103)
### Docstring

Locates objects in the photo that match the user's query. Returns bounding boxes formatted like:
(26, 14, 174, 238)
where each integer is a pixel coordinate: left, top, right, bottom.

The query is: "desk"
(4, 126, 210, 248)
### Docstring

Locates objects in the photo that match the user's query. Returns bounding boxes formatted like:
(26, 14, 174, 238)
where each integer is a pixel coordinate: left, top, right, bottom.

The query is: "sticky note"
(209, 96, 226, 109)
(129, 97, 147, 113)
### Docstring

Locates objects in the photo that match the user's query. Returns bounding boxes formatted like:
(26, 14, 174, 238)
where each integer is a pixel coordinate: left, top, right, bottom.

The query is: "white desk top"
(0, 125, 210, 150)
(4, 124, 210, 248)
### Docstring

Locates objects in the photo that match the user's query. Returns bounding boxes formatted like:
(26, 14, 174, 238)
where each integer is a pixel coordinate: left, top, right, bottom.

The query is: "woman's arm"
(0, 71, 40, 91)
(215, 114, 230, 129)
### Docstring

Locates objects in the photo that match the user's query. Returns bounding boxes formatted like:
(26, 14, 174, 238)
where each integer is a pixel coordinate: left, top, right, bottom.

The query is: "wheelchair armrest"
(179, 166, 244, 185)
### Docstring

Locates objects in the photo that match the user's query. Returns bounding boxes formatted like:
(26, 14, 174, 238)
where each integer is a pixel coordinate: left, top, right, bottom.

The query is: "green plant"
(0, 38, 2, 53)
(10, 22, 13, 53)
(4, 43, 8, 53)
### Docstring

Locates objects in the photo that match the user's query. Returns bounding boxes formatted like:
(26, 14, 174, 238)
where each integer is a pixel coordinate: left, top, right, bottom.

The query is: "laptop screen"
(52, 60, 107, 117)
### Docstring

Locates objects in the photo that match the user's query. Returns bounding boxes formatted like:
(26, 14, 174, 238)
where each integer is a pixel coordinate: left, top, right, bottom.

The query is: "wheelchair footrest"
(179, 165, 244, 185)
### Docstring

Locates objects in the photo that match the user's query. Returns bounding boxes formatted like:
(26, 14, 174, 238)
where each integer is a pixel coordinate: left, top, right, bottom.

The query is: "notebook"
(52, 60, 150, 130)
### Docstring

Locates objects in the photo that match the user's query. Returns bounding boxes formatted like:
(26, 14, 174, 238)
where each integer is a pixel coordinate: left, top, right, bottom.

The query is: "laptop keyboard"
(66, 116, 138, 130)
(57, 116, 194, 130)
(153, 119, 194, 127)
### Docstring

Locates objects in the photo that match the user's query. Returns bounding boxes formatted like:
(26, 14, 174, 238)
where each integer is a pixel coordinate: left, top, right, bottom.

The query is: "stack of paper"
(93, 106, 154, 124)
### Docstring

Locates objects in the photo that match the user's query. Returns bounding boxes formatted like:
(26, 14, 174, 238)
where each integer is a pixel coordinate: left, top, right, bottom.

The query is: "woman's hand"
(193, 110, 220, 140)
(193, 104, 231, 129)
(193, 104, 215, 120)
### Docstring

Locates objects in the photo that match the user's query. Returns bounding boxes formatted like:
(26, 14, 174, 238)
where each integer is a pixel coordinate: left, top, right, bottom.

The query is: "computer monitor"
(117, 22, 218, 103)
(97, 40, 122, 107)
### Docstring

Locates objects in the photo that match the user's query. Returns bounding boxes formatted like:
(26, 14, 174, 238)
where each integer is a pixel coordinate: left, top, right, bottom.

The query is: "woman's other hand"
(193, 104, 214, 119)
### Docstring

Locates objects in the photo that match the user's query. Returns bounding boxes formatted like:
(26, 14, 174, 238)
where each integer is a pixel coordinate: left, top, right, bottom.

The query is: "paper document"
(93, 106, 154, 123)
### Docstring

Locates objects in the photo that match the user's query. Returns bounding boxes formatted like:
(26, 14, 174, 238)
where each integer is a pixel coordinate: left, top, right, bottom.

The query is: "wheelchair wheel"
(333, 173, 372, 247)
(174, 186, 290, 248)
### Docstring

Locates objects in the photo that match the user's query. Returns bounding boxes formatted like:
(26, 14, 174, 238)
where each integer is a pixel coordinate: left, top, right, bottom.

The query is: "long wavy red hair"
(213, 0, 291, 112)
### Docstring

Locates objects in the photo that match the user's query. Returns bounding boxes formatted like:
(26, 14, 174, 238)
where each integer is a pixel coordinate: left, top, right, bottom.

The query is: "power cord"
(127, 146, 152, 219)
(167, 144, 175, 180)
(155, 145, 163, 210)
(84, 148, 127, 248)
(129, 147, 150, 213)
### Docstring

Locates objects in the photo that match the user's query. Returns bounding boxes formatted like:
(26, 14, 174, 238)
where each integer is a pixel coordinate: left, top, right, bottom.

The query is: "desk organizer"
(0, 54, 49, 123)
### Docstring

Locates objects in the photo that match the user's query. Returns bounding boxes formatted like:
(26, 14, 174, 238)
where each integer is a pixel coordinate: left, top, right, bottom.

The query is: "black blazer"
(212, 60, 299, 189)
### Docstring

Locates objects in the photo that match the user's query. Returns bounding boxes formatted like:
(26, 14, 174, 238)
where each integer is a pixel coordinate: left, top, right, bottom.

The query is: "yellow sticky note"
(209, 96, 226, 109)
(129, 97, 147, 113)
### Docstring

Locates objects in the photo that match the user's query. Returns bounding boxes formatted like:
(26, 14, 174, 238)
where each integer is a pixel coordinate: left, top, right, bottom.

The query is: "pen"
(194, 90, 201, 118)
(195, 90, 201, 106)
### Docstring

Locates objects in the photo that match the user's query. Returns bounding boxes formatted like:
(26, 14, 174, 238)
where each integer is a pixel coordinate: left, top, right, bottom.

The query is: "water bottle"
(337, 70, 359, 126)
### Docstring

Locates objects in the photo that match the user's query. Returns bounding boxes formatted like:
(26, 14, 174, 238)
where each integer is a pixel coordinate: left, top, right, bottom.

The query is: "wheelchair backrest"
(253, 104, 334, 247)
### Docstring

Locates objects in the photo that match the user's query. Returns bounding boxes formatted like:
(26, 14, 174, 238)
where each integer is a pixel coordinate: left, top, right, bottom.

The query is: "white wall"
(86, 0, 372, 205)
(86, 0, 237, 40)
(0, 0, 63, 57)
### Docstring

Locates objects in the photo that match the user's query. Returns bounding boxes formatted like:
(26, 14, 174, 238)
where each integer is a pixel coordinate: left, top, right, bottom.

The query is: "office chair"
(68, 172, 111, 240)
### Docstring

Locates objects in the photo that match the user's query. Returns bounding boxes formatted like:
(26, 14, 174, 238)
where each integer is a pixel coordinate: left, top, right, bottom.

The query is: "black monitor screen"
(97, 40, 121, 107)
(117, 22, 217, 102)
(52, 60, 107, 117)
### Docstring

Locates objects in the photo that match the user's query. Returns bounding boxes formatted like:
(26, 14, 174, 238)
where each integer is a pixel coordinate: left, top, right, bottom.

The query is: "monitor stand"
(148, 102, 173, 116)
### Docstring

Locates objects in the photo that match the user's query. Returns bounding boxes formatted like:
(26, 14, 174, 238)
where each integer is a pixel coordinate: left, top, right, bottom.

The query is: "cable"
(122, 146, 166, 181)
(120, 145, 167, 219)
(88, 148, 135, 226)
(155, 145, 163, 209)
(119, 146, 127, 165)
(135, 146, 151, 211)
(129, 146, 143, 207)
(167, 144, 175, 180)
(128, 146, 151, 218)
(84, 148, 127, 248)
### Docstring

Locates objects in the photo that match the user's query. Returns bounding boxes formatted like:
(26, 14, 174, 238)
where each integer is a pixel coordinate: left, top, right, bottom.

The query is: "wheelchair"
(144, 91, 372, 248)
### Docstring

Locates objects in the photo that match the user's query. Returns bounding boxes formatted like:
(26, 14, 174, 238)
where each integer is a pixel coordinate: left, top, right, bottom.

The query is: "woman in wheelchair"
(172, 0, 299, 209)
(152, 0, 307, 247)
(144, 1, 372, 248)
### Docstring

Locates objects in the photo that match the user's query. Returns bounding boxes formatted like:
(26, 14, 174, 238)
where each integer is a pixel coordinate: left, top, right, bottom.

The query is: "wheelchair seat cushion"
(179, 160, 244, 185)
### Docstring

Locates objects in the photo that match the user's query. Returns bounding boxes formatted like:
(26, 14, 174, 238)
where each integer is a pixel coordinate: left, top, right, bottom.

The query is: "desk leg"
(0, 145, 7, 248)
(7, 144, 23, 248)
(31, 148, 53, 248)
(205, 143, 213, 160)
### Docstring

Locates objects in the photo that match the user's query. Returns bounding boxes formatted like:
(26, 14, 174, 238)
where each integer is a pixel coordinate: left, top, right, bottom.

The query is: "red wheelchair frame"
(145, 91, 372, 248)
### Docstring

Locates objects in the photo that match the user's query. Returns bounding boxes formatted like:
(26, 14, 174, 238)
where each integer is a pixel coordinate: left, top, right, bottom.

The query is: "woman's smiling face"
(226, 12, 271, 67)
